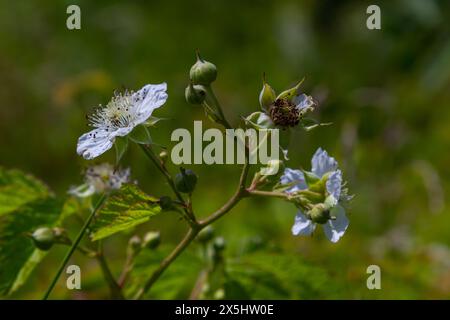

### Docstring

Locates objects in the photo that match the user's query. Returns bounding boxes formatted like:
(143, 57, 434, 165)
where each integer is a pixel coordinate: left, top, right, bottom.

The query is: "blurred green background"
(1, 0, 450, 299)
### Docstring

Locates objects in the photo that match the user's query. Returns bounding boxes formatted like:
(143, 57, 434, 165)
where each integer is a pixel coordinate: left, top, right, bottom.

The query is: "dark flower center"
(268, 98, 300, 128)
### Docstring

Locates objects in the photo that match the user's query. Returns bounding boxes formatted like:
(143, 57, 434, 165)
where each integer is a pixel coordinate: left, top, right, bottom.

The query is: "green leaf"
(126, 246, 202, 299)
(129, 124, 152, 144)
(0, 197, 65, 295)
(90, 184, 161, 241)
(0, 167, 49, 216)
(115, 136, 129, 165)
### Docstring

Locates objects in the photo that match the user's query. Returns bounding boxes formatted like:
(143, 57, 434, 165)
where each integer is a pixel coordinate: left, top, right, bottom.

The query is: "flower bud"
(159, 150, 168, 163)
(127, 235, 142, 256)
(31, 227, 55, 251)
(189, 51, 217, 85)
(307, 203, 330, 224)
(197, 226, 214, 243)
(185, 82, 207, 105)
(142, 231, 161, 250)
(175, 168, 197, 194)
(213, 237, 226, 251)
(259, 74, 276, 110)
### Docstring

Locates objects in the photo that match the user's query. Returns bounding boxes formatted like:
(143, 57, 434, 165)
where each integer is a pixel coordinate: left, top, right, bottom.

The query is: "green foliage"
(90, 184, 161, 241)
(0, 167, 49, 216)
(126, 245, 203, 299)
(0, 168, 72, 296)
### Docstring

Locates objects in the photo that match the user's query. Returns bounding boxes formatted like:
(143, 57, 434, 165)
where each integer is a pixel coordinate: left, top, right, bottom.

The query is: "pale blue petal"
(326, 170, 342, 200)
(293, 94, 315, 110)
(133, 83, 168, 125)
(77, 128, 113, 160)
(311, 148, 338, 177)
(323, 205, 348, 243)
(280, 168, 307, 193)
(292, 210, 316, 236)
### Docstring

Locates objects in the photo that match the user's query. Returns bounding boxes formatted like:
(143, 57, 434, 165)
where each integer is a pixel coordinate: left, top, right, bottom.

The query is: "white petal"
(311, 148, 338, 177)
(292, 210, 316, 236)
(326, 170, 342, 200)
(322, 205, 349, 243)
(77, 128, 114, 160)
(132, 83, 168, 125)
(293, 94, 315, 110)
(68, 184, 95, 198)
(280, 168, 307, 193)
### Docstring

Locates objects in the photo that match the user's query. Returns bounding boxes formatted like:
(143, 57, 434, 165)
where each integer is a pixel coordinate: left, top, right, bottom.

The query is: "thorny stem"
(43, 194, 107, 300)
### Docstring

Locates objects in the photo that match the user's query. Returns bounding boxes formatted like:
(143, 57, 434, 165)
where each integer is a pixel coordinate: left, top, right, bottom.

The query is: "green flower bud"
(185, 82, 207, 105)
(142, 231, 161, 250)
(31, 227, 55, 251)
(197, 226, 215, 243)
(127, 235, 142, 256)
(259, 74, 276, 110)
(175, 168, 197, 194)
(213, 237, 226, 251)
(159, 150, 168, 163)
(307, 203, 330, 224)
(190, 51, 217, 85)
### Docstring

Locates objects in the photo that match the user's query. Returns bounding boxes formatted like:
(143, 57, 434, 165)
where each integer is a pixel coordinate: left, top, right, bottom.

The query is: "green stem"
(247, 189, 289, 200)
(139, 144, 197, 225)
(134, 160, 250, 299)
(205, 85, 232, 129)
(42, 194, 106, 300)
(96, 249, 124, 300)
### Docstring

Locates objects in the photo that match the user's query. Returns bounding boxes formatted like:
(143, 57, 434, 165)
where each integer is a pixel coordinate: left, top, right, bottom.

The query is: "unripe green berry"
(127, 235, 142, 256)
(190, 52, 217, 85)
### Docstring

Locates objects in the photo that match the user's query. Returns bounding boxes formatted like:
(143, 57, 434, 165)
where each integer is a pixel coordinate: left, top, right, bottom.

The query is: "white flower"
(280, 148, 349, 243)
(77, 83, 168, 160)
(69, 163, 131, 198)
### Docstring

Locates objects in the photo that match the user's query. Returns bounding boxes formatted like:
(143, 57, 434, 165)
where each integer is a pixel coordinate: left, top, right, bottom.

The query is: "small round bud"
(127, 235, 142, 256)
(159, 150, 168, 163)
(142, 231, 161, 250)
(185, 83, 207, 105)
(174, 168, 197, 194)
(197, 226, 214, 243)
(190, 51, 217, 85)
(31, 227, 55, 251)
(260, 159, 284, 177)
(213, 237, 226, 251)
(308, 203, 330, 224)
(259, 74, 276, 110)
